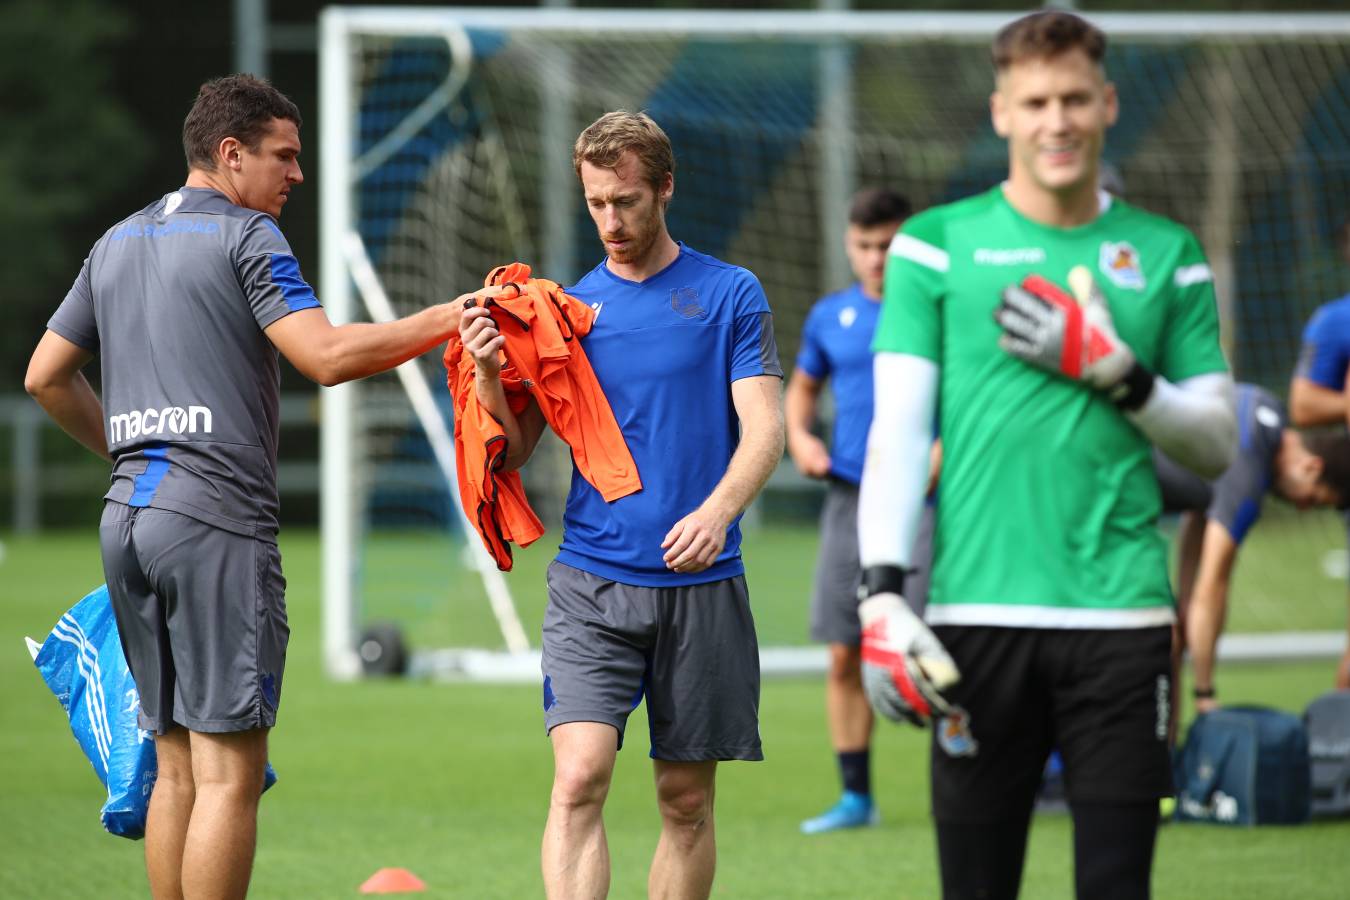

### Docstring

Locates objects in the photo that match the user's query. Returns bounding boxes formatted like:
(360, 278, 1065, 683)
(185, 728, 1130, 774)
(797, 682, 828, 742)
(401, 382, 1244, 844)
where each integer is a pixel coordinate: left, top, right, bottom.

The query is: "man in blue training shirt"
(1290, 222, 1350, 430)
(786, 187, 918, 834)
(1288, 219, 1350, 688)
(25, 75, 482, 900)
(458, 110, 784, 899)
(1156, 384, 1350, 712)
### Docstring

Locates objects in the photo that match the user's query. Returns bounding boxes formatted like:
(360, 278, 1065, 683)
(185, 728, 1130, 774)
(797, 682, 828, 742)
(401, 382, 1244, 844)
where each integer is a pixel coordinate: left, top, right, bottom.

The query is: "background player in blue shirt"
(786, 187, 913, 834)
(1288, 221, 1350, 689)
(458, 110, 783, 900)
(25, 75, 482, 900)
(1290, 221, 1350, 431)
(1156, 384, 1350, 713)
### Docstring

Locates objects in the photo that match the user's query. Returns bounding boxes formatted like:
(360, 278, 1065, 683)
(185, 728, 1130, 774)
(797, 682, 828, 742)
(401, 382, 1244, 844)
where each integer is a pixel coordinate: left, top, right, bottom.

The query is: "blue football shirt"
(1296, 293, 1350, 390)
(795, 283, 880, 485)
(557, 244, 782, 586)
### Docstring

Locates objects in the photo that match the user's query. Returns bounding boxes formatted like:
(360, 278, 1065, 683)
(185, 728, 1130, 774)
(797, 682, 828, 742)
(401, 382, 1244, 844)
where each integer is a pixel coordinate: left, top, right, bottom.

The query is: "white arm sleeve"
(858, 352, 938, 569)
(1127, 371, 1236, 480)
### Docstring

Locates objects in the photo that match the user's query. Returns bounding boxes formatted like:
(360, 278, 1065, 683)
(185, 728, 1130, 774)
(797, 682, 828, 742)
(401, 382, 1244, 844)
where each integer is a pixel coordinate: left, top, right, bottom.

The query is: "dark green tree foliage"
(0, 0, 147, 381)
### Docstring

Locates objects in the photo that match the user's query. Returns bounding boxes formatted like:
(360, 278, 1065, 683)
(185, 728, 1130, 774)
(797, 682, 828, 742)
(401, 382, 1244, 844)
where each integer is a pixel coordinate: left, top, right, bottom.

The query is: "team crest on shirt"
(671, 287, 707, 319)
(1099, 241, 1146, 290)
(839, 306, 858, 329)
(937, 707, 979, 758)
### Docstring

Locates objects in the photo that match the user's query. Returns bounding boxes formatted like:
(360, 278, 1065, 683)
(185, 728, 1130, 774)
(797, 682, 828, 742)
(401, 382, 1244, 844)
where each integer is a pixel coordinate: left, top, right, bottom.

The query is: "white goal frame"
(319, 6, 1350, 681)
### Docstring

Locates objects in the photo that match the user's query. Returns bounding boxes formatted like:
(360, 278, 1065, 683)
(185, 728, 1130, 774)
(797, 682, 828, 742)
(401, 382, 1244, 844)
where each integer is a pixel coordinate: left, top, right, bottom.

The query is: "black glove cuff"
(860, 564, 908, 600)
(1109, 361, 1156, 411)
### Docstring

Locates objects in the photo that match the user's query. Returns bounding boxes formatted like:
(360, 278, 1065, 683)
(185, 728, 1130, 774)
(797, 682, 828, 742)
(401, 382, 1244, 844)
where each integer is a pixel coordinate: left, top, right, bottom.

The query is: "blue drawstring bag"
(29, 584, 277, 839)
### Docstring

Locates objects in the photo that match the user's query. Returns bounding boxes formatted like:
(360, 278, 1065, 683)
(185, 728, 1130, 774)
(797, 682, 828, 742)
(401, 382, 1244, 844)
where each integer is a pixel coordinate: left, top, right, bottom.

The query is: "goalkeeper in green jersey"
(856, 11, 1235, 899)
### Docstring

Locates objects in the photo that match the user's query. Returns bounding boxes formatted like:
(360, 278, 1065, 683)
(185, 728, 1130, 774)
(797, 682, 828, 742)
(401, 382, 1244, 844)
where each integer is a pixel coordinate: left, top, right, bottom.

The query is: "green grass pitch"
(2, 528, 1349, 898)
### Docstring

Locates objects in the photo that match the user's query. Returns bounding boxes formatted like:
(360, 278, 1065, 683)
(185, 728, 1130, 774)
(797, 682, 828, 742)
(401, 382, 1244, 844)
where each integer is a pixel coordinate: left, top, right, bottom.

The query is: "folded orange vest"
(445, 262, 642, 570)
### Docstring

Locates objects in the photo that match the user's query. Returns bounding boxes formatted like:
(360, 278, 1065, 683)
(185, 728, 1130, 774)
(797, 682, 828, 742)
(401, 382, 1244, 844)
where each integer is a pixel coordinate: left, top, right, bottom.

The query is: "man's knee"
(657, 785, 712, 831)
(828, 643, 862, 683)
(655, 765, 715, 830)
(551, 757, 613, 811)
(189, 728, 269, 794)
(152, 729, 196, 797)
(548, 722, 618, 812)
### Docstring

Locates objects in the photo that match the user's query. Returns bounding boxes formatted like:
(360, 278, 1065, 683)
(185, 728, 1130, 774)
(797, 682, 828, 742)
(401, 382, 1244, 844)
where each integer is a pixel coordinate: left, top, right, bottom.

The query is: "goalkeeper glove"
(994, 265, 1155, 410)
(858, 565, 960, 727)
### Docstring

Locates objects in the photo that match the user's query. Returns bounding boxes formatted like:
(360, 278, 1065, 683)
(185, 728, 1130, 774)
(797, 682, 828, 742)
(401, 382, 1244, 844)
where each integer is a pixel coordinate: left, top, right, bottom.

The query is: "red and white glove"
(995, 266, 1153, 408)
(859, 590, 960, 728)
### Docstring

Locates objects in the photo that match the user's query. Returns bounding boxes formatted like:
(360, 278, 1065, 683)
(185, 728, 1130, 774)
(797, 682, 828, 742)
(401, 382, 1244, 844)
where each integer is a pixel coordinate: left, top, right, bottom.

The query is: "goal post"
(319, 6, 1350, 680)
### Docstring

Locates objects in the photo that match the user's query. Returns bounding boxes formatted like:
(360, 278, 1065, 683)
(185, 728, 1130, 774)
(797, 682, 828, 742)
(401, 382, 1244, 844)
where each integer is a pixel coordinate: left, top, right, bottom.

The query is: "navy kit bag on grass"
(28, 584, 276, 839)
(1175, 706, 1310, 826)
(1305, 690, 1350, 817)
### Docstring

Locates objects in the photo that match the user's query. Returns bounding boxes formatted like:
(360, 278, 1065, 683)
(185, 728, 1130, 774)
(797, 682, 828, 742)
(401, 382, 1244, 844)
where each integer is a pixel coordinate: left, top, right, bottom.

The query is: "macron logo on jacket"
(108, 406, 213, 444)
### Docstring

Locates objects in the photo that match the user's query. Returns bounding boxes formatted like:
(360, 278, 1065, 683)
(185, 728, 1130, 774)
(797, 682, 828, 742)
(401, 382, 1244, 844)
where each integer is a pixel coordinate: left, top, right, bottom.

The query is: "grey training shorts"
(809, 479, 933, 646)
(541, 560, 763, 762)
(99, 500, 289, 734)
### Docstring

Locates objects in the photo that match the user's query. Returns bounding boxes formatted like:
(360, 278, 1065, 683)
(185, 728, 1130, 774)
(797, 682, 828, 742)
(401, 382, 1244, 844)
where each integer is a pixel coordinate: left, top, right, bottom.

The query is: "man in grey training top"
(1155, 383, 1350, 715)
(25, 75, 482, 900)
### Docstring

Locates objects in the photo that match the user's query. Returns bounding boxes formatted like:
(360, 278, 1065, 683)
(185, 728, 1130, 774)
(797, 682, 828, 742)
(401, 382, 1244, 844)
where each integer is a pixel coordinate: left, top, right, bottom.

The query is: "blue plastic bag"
(30, 584, 277, 839)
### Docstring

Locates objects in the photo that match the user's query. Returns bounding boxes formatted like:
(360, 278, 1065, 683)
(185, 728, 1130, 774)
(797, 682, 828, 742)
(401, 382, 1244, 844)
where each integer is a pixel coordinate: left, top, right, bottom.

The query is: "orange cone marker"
(359, 868, 427, 894)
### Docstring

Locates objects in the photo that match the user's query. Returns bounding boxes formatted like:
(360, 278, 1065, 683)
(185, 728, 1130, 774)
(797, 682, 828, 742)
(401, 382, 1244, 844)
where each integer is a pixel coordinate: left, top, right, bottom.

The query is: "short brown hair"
(183, 74, 302, 172)
(1305, 430, 1350, 509)
(573, 110, 674, 191)
(992, 10, 1106, 73)
(848, 187, 912, 228)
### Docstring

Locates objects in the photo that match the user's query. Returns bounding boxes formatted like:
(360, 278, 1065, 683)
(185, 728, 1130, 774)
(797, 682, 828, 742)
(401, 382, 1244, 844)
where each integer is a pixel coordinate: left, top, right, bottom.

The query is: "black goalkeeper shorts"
(929, 624, 1173, 824)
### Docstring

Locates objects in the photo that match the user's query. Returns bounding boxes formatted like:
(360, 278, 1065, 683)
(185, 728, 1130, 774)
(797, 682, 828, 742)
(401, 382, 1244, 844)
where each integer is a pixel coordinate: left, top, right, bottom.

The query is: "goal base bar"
(406, 631, 1346, 683)
(408, 647, 832, 682)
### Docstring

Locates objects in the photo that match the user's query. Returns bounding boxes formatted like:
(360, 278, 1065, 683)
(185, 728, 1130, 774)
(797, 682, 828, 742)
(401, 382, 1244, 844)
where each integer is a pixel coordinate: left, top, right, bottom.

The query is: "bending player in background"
(788, 187, 920, 834)
(1288, 219, 1350, 689)
(25, 75, 481, 900)
(856, 12, 1234, 898)
(459, 110, 783, 900)
(1158, 384, 1350, 714)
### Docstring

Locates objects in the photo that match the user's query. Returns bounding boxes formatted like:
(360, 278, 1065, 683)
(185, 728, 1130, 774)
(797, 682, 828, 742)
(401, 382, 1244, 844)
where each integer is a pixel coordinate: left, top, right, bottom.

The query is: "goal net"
(319, 8, 1350, 679)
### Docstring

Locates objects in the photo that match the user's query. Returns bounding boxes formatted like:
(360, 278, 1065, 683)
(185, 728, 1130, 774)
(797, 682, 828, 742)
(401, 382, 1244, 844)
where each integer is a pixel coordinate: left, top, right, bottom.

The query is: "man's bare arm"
(661, 375, 784, 574)
(25, 330, 110, 461)
(1339, 591, 1350, 690)
(265, 291, 489, 387)
(1185, 519, 1239, 713)
(1288, 375, 1345, 428)
(785, 369, 830, 478)
(1174, 510, 1207, 614)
